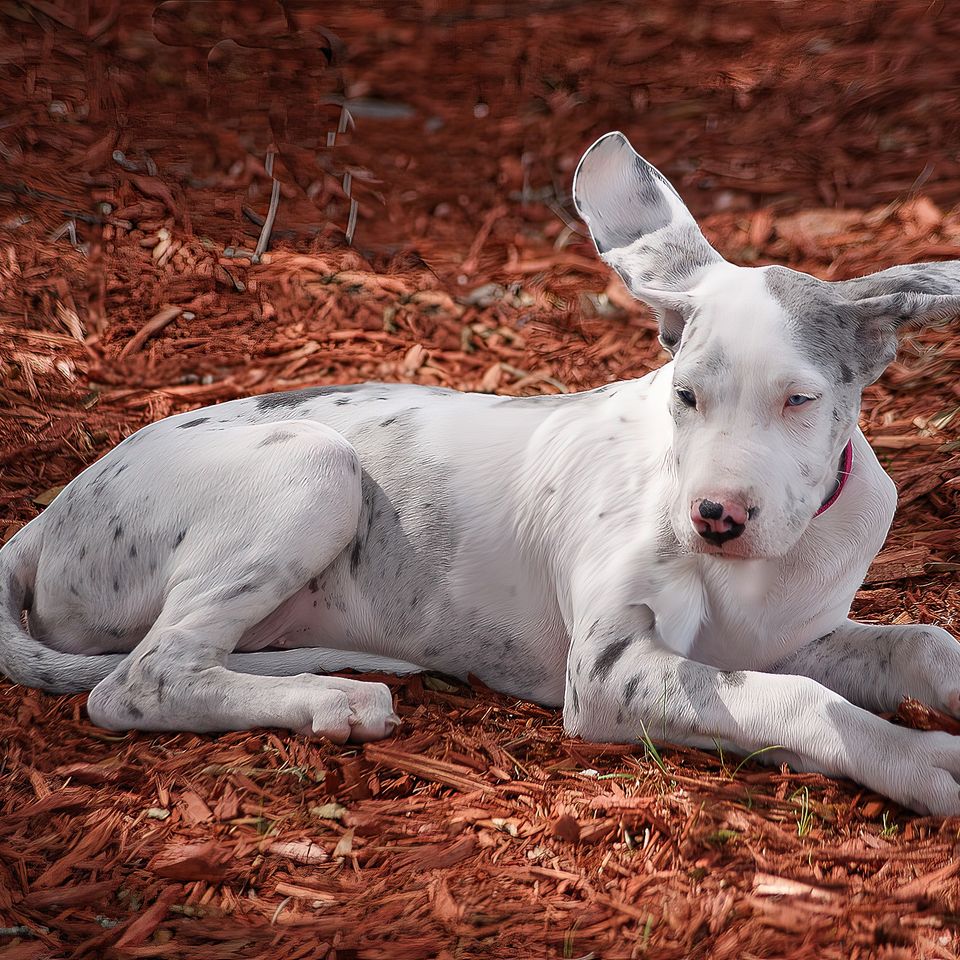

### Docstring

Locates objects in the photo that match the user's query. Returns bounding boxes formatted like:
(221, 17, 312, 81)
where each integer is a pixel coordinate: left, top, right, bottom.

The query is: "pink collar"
(813, 440, 854, 517)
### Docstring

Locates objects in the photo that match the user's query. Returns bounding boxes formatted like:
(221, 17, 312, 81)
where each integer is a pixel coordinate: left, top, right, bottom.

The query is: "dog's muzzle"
(691, 498, 751, 545)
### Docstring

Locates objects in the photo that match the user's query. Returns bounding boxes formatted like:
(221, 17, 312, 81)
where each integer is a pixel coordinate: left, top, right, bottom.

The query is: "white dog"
(3, 132, 960, 814)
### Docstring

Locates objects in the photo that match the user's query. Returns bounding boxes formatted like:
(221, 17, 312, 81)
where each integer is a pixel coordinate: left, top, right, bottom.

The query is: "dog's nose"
(691, 498, 750, 544)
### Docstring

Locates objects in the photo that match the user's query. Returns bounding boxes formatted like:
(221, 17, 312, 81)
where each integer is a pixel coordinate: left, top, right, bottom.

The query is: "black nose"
(695, 499, 746, 544)
(699, 500, 724, 520)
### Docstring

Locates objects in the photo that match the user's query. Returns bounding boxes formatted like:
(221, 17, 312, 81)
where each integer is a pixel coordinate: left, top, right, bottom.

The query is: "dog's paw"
(291, 677, 399, 743)
(342, 679, 401, 743)
(873, 729, 960, 816)
(910, 626, 960, 718)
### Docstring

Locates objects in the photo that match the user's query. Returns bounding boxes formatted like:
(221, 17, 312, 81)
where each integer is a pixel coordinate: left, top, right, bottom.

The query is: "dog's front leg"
(769, 619, 960, 716)
(564, 606, 960, 814)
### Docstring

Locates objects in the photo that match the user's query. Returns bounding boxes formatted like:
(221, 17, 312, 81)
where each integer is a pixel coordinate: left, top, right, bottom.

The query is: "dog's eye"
(675, 388, 697, 408)
(786, 394, 814, 407)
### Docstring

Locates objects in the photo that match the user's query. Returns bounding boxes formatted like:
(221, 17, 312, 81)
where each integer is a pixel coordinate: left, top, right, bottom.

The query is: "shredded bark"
(1, 1, 959, 957)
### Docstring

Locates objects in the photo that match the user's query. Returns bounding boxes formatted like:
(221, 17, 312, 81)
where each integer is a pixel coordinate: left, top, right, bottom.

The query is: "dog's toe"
(343, 683, 400, 742)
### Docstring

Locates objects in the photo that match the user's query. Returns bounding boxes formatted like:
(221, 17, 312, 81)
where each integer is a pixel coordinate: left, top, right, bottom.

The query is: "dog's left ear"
(845, 290, 960, 382)
(831, 262, 960, 382)
(573, 131, 722, 353)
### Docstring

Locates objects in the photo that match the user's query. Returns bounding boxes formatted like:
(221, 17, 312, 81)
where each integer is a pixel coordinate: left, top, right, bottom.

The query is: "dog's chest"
(653, 555, 854, 671)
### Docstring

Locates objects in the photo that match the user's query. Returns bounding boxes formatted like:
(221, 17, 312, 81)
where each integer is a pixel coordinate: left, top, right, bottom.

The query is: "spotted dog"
(3, 132, 960, 814)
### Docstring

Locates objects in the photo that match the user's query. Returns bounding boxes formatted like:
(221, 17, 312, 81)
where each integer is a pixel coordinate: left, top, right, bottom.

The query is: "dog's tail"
(0, 526, 124, 693)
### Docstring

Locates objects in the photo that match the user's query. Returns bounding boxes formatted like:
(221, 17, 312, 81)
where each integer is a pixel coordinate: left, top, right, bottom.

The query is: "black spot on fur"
(254, 384, 360, 412)
(308, 577, 319, 593)
(570, 685, 580, 714)
(113, 578, 120, 593)
(591, 637, 632, 681)
(221, 581, 256, 601)
(174, 529, 186, 548)
(129, 543, 137, 558)
(623, 676, 642, 706)
(113, 522, 123, 541)
(259, 430, 296, 447)
(690, 344, 727, 376)
(178, 417, 209, 429)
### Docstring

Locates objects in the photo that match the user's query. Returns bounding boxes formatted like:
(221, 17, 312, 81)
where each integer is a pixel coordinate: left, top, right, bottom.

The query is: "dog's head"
(574, 131, 960, 560)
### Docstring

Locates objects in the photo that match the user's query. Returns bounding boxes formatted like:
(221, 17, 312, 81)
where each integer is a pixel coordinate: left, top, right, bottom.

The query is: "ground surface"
(2, 1, 960, 958)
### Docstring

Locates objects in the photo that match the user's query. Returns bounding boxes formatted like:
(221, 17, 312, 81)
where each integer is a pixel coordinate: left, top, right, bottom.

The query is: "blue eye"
(786, 394, 813, 407)
(675, 388, 697, 408)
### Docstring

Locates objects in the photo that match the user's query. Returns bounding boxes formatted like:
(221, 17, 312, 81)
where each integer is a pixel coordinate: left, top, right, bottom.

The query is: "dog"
(2, 131, 960, 814)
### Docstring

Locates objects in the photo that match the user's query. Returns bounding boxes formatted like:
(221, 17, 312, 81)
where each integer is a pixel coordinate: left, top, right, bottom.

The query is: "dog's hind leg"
(86, 420, 398, 742)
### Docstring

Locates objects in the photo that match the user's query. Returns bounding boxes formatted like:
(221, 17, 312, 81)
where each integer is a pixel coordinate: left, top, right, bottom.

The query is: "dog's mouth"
(695, 543, 746, 558)
(672, 508, 788, 562)
(688, 537, 769, 561)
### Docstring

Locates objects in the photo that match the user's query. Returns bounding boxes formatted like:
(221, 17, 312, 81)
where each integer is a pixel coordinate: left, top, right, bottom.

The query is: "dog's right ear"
(573, 131, 722, 353)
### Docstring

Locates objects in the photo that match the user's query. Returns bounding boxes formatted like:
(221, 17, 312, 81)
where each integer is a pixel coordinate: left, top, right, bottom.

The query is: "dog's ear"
(573, 131, 722, 353)
(831, 261, 960, 301)
(831, 262, 960, 382)
(844, 289, 960, 383)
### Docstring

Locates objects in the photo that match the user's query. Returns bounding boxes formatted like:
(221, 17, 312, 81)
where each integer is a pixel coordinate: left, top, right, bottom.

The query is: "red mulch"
(2, 2, 960, 957)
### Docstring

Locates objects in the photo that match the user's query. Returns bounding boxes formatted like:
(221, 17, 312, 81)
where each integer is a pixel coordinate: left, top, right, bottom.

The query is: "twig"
(118, 306, 182, 359)
(252, 150, 281, 264)
(460, 204, 507, 276)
